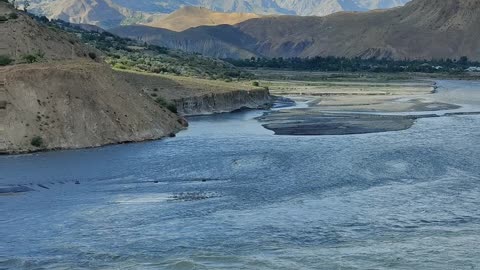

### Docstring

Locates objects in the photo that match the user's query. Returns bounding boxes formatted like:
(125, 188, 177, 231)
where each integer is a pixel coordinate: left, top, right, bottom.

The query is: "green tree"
(30, 136, 44, 148)
(23, 0, 29, 12)
(0, 55, 13, 66)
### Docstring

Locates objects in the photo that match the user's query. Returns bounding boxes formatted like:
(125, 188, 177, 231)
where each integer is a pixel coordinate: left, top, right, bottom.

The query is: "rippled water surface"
(1, 81, 480, 269)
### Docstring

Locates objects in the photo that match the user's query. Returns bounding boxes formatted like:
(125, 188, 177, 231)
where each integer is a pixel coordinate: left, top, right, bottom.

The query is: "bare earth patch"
(256, 73, 471, 136)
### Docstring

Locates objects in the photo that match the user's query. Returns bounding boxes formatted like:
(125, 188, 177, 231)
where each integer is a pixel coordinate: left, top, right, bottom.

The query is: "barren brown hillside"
(0, 2, 98, 63)
(236, 0, 480, 59)
(0, 1, 183, 153)
(113, 0, 480, 60)
(0, 61, 184, 153)
(145, 6, 262, 32)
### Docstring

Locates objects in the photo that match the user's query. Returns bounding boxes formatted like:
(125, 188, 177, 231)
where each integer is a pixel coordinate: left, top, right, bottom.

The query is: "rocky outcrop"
(116, 70, 274, 116)
(173, 88, 272, 115)
(0, 61, 185, 154)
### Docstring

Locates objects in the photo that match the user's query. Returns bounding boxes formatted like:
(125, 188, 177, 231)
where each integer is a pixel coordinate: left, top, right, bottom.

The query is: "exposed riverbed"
(1, 80, 480, 269)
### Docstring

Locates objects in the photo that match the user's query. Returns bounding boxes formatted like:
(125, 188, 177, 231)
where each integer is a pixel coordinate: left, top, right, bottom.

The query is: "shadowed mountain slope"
(112, 0, 480, 61)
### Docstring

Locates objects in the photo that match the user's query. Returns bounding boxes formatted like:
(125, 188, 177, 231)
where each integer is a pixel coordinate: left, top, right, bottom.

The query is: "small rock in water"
(75, 180, 80, 185)
(153, 180, 159, 183)
(37, 184, 50, 190)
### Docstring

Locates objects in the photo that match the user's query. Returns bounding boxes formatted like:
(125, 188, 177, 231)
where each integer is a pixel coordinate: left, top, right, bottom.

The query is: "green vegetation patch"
(8, 12, 18, 19)
(22, 51, 45, 63)
(30, 136, 44, 148)
(29, 15, 255, 81)
(155, 97, 178, 114)
(228, 56, 480, 74)
(0, 55, 13, 66)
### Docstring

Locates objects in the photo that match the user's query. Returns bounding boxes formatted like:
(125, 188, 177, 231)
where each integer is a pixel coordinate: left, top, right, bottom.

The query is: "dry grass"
(115, 69, 259, 100)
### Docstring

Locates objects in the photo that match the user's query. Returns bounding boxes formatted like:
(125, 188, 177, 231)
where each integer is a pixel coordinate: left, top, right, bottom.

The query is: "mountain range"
(29, 0, 411, 28)
(145, 6, 262, 32)
(110, 0, 480, 61)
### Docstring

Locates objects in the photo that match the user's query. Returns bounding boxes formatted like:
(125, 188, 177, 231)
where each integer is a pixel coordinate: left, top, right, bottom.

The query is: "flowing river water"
(1, 80, 480, 269)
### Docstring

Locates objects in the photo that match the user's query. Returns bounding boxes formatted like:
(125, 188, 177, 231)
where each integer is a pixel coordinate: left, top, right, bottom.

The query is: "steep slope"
(110, 25, 258, 59)
(51, 19, 254, 80)
(113, 0, 480, 61)
(144, 6, 262, 32)
(236, 0, 480, 60)
(0, 62, 184, 153)
(0, 2, 98, 62)
(0, 2, 184, 153)
(29, 0, 411, 28)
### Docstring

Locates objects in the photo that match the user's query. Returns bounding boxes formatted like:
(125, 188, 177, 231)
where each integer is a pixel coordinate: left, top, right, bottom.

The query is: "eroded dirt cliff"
(0, 61, 185, 154)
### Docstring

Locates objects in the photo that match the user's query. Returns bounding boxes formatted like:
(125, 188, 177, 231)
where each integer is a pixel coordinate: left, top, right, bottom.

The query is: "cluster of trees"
(31, 16, 254, 81)
(227, 56, 480, 73)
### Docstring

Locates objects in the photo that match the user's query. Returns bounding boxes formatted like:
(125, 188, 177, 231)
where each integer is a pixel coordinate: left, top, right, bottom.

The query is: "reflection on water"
(1, 81, 480, 269)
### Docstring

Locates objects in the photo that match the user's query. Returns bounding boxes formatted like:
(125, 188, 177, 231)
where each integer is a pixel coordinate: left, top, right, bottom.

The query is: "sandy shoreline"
(258, 78, 480, 136)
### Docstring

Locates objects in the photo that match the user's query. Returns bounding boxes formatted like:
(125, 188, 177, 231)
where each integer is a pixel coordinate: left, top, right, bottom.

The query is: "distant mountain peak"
(30, 0, 412, 29)
(145, 7, 262, 32)
(110, 0, 480, 61)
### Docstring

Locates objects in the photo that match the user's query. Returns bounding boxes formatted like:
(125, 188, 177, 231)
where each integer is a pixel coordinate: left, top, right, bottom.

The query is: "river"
(1, 80, 480, 269)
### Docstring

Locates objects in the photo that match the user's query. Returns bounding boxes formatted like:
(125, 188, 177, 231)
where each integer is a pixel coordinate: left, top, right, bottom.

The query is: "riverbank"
(0, 63, 273, 155)
(116, 70, 273, 115)
(0, 61, 186, 155)
(254, 72, 480, 135)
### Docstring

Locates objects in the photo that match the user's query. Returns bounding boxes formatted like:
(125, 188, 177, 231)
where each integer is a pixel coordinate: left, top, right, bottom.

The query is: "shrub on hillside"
(22, 51, 44, 63)
(88, 52, 97, 60)
(155, 97, 178, 114)
(113, 63, 128, 70)
(0, 55, 13, 66)
(22, 54, 38, 63)
(8, 12, 18, 19)
(252, 81, 260, 87)
(166, 104, 178, 114)
(30, 136, 44, 148)
(0, 15, 8, 22)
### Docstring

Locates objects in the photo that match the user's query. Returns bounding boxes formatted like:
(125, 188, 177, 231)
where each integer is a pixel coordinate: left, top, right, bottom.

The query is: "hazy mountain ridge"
(111, 0, 480, 61)
(145, 6, 262, 32)
(30, 0, 410, 28)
